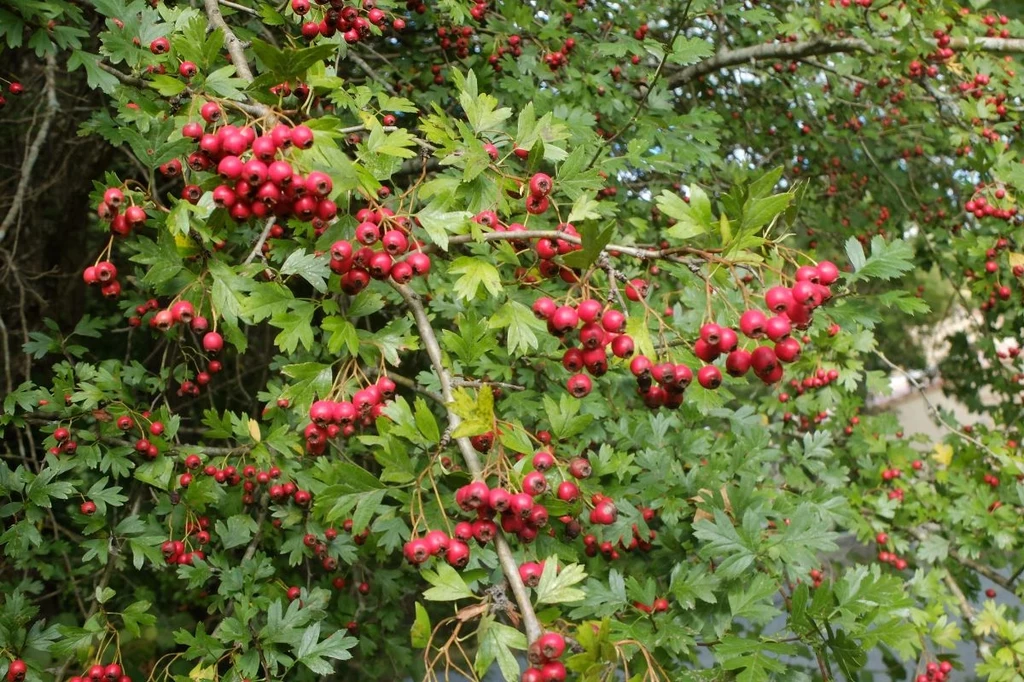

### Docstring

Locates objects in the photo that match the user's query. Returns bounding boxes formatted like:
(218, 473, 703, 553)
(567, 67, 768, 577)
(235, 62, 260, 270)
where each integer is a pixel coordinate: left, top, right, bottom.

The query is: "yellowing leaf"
(189, 663, 216, 681)
(932, 443, 953, 468)
(247, 419, 261, 442)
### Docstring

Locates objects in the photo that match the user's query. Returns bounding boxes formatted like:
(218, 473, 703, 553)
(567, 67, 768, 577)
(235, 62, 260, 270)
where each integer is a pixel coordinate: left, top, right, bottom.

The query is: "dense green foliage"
(4, 1, 1024, 681)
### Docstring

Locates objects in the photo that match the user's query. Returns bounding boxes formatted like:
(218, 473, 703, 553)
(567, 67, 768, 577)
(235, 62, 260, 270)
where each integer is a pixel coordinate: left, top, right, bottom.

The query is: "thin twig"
(348, 52, 398, 95)
(219, 0, 259, 15)
(390, 281, 543, 644)
(873, 350, 1000, 459)
(0, 53, 59, 244)
(243, 216, 277, 265)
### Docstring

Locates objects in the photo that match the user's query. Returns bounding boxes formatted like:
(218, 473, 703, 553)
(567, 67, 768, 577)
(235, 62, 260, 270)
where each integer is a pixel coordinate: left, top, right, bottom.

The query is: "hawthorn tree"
(3, 0, 1024, 681)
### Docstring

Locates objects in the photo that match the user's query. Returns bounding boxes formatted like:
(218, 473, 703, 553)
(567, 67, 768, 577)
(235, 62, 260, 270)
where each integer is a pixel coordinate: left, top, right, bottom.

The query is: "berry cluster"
(65, 663, 132, 682)
(630, 261, 839, 407)
(403, 450, 600, 568)
(81, 260, 121, 298)
(328, 210, 432, 292)
(178, 108, 336, 224)
(582, 505, 655, 559)
(532, 297, 633, 398)
(160, 521, 209, 566)
(294, 0, 406, 42)
(305, 376, 399, 452)
(0, 80, 22, 109)
(524, 172, 554, 215)
(94, 186, 148, 237)
(521, 632, 567, 682)
(915, 661, 954, 682)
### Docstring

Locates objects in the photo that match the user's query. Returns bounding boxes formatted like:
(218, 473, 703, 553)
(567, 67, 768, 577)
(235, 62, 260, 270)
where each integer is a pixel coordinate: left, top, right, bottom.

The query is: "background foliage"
(3, 0, 1024, 681)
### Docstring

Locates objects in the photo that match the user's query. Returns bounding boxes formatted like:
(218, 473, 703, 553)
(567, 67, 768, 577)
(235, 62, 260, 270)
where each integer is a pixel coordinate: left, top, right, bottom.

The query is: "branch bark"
(668, 36, 1024, 87)
(0, 52, 59, 244)
(390, 281, 543, 644)
(203, 0, 257, 83)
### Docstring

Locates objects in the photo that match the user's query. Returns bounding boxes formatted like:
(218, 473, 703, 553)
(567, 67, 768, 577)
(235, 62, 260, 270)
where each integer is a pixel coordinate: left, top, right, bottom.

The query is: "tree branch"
(873, 350, 1000, 460)
(390, 281, 543, 645)
(0, 52, 59, 244)
(668, 36, 1024, 87)
(202, 0, 257, 83)
(243, 216, 277, 265)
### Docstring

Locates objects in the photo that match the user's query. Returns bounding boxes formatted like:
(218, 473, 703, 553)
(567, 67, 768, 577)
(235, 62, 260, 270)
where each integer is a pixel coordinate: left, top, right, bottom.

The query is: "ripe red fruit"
(536, 632, 566, 661)
(601, 309, 625, 333)
(519, 561, 543, 587)
(774, 337, 801, 363)
(876, 532, 888, 544)
(529, 172, 553, 196)
(532, 297, 557, 319)
(525, 194, 550, 214)
(523, 471, 548, 496)
(556, 480, 579, 503)
(630, 355, 652, 376)
(539, 661, 566, 682)
(80, 500, 97, 515)
(509, 492, 535, 519)
(551, 306, 579, 333)
(624, 279, 647, 301)
(764, 286, 794, 313)
(725, 349, 751, 377)
(95, 261, 117, 282)
(202, 332, 224, 353)
(532, 450, 555, 471)
(445, 540, 470, 568)
(200, 101, 222, 123)
(6, 659, 26, 682)
(589, 499, 617, 524)
(566, 373, 592, 397)
(291, 125, 315, 149)
(522, 669, 543, 682)
(150, 37, 170, 54)
(568, 457, 592, 479)
(179, 61, 197, 78)
(699, 323, 722, 346)
(816, 260, 840, 284)
(697, 365, 722, 389)
(404, 538, 431, 564)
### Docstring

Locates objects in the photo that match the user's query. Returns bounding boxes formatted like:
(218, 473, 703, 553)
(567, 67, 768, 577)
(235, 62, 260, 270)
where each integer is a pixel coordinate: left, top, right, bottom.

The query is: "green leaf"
(459, 70, 512, 133)
(280, 249, 330, 293)
(296, 623, 357, 674)
(488, 301, 546, 356)
(668, 35, 714, 65)
(422, 563, 474, 601)
(727, 573, 780, 625)
(411, 602, 431, 648)
(847, 236, 915, 282)
(416, 201, 471, 252)
(449, 256, 503, 301)
(715, 636, 797, 682)
(917, 534, 950, 563)
(741, 192, 793, 233)
(322, 317, 359, 356)
(657, 189, 708, 240)
(215, 514, 258, 549)
(693, 509, 758, 579)
(475, 613, 526, 682)
(561, 221, 614, 270)
(534, 559, 587, 604)
(566, 193, 602, 224)
(414, 397, 440, 444)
